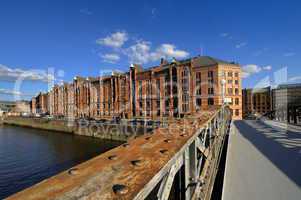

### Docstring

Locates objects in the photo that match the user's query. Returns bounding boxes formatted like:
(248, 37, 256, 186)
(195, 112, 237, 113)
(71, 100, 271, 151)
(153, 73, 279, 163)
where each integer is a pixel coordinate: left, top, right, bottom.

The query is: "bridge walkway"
(222, 119, 301, 200)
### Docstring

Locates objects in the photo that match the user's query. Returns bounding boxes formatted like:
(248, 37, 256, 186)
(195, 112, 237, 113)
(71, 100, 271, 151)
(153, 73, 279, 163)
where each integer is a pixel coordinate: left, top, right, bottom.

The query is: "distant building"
(242, 87, 272, 118)
(30, 97, 37, 114)
(14, 100, 31, 114)
(0, 101, 15, 116)
(40, 93, 49, 114)
(272, 83, 301, 124)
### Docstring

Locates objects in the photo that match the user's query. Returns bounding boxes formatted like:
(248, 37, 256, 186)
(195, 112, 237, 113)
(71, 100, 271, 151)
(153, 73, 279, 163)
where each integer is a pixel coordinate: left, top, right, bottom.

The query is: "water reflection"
(0, 125, 122, 199)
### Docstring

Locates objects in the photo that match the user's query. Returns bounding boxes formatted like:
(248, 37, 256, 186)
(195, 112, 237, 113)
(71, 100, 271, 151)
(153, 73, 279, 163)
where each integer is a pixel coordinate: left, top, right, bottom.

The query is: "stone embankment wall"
(3, 117, 154, 141)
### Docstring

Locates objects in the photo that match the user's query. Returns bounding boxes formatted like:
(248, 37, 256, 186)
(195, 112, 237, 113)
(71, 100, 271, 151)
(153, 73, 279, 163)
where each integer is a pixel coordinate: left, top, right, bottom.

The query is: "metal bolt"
(160, 149, 168, 154)
(68, 168, 79, 175)
(112, 184, 128, 195)
(122, 143, 129, 147)
(108, 155, 117, 160)
(131, 160, 143, 167)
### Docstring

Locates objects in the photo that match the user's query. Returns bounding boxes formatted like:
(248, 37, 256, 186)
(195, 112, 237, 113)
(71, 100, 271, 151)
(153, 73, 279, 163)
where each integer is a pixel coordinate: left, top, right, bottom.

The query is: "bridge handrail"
(7, 106, 232, 200)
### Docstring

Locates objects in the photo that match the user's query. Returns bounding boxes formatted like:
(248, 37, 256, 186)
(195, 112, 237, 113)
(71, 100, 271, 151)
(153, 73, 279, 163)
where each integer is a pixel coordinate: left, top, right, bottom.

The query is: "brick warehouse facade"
(31, 56, 242, 120)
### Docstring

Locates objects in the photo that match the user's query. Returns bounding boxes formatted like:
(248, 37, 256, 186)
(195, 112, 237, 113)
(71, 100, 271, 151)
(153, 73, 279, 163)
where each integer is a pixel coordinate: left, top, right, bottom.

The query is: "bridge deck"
(222, 120, 301, 200)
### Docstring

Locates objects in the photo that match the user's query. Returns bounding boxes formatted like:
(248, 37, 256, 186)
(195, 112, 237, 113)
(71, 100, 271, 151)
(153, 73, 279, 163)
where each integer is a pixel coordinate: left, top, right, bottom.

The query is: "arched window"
(182, 66, 190, 112)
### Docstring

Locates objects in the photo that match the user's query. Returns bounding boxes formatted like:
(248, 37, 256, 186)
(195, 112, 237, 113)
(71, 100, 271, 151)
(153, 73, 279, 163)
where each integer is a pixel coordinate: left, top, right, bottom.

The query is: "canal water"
(0, 125, 123, 199)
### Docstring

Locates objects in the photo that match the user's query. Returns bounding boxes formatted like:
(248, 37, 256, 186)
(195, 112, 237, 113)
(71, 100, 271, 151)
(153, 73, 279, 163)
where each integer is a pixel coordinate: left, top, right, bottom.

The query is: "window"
(208, 71, 214, 84)
(235, 72, 239, 77)
(208, 71, 213, 77)
(235, 109, 239, 116)
(182, 94, 189, 102)
(156, 79, 160, 98)
(196, 72, 201, 84)
(147, 80, 151, 96)
(208, 98, 214, 105)
(196, 98, 202, 106)
(208, 88, 214, 95)
(182, 66, 190, 112)
(183, 67, 189, 76)
(182, 104, 189, 112)
(157, 101, 160, 116)
(235, 98, 239, 105)
(228, 88, 233, 95)
(235, 80, 239, 85)
(146, 101, 151, 116)
(228, 71, 233, 77)
(195, 72, 202, 96)
(228, 80, 233, 84)
(235, 88, 239, 95)
(139, 81, 142, 99)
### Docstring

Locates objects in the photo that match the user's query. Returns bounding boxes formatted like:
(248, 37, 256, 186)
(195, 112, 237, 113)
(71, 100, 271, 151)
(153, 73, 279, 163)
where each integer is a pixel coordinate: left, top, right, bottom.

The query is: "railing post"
(184, 140, 197, 199)
(184, 148, 191, 199)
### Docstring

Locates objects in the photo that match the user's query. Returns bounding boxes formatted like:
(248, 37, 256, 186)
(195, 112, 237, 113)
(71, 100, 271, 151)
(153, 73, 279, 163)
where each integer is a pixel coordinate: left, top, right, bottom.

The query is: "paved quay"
(222, 120, 301, 200)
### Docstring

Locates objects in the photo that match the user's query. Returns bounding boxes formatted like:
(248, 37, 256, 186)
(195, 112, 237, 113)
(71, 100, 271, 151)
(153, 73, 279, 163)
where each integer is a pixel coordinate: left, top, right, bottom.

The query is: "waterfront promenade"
(222, 120, 301, 200)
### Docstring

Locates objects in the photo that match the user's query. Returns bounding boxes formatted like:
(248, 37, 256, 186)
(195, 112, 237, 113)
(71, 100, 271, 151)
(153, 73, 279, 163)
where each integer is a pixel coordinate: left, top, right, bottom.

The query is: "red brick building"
(30, 56, 242, 120)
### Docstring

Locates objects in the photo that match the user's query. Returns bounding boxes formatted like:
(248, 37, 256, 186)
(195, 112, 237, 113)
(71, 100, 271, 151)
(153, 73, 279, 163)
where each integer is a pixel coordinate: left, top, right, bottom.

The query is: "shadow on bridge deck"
(234, 120, 301, 187)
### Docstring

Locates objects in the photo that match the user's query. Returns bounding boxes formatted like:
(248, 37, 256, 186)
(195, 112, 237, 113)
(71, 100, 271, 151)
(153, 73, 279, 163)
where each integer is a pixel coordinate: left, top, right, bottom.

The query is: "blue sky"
(0, 0, 300, 101)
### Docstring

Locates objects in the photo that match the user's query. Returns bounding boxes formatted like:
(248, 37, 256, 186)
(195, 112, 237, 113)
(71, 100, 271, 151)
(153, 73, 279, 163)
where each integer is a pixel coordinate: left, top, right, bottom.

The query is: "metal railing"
(7, 106, 232, 200)
(135, 106, 232, 200)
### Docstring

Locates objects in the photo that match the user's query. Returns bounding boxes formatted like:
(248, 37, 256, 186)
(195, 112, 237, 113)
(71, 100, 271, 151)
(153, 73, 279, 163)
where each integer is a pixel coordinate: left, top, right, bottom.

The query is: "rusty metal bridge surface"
(7, 106, 232, 200)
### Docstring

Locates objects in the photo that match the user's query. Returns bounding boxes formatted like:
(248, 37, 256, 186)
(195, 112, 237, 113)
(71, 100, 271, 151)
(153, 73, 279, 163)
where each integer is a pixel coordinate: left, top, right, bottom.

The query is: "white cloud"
(235, 42, 247, 49)
(254, 76, 271, 90)
(101, 53, 120, 63)
(289, 76, 301, 82)
(242, 64, 262, 78)
(156, 44, 189, 58)
(253, 48, 268, 56)
(96, 31, 189, 64)
(151, 8, 157, 18)
(220, 33, 229, 37)
(0, 64, 55, 82)
(283, 52, 296, 57)
(242, 64, 273, 78)
(125, 41, 152, 64)
(80, 8, 92, 15)
(0, 88, 23, 96)
(125, 41, 189, 64)
(96, 31, 128, 48)
(262, 65, 272, 70)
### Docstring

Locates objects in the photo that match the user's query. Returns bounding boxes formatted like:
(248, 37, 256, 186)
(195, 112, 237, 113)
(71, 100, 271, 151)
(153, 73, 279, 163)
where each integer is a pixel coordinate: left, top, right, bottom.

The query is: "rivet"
(160, 149, 168, 154)
(108, 155, 117, 160)
(164, 139, 171, 143)
(112, 184, 128, 195)
(122, 143, 129, 147)
(68, 168, 79, 175)
(131, 160, 143, 167)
